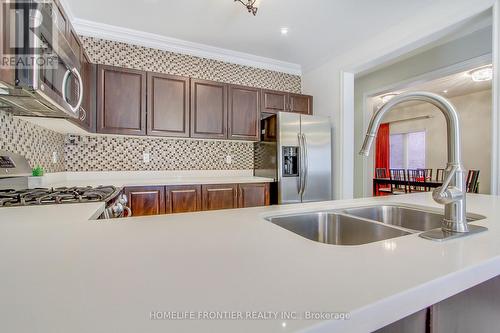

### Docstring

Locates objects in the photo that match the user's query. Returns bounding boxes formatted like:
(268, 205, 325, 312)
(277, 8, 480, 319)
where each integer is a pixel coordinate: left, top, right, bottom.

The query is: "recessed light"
(469, 66, 493, 82)
(280, 27, 289, 35)
(443, 90, 448, 94)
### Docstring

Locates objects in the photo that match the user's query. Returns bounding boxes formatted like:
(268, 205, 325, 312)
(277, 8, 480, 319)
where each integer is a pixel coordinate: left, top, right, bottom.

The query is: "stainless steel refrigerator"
(254, 112, 332, 204)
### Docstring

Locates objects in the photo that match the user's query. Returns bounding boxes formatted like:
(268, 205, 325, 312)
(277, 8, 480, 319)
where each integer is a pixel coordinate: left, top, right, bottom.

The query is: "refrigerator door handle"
(297, 133, 304, 194)
(302, 134, 308, 195)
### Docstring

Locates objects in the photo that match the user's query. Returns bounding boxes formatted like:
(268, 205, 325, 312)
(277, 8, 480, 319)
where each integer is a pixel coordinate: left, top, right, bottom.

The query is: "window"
(390, 131, 426, 169)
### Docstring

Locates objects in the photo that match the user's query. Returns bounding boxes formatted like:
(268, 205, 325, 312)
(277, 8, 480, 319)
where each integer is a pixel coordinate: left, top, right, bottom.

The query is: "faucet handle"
(432, 165, 464, 204)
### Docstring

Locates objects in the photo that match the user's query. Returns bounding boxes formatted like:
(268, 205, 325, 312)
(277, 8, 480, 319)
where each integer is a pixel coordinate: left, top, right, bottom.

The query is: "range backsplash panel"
(0, 110, 66, 173)
(81, 36, 301, 93)
(64, 135, 254, 172)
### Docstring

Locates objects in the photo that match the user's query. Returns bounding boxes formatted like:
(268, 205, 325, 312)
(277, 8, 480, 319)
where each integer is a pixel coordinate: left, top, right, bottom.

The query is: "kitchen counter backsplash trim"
(81, 36, 301, 93)
(64, 134, 253, 172)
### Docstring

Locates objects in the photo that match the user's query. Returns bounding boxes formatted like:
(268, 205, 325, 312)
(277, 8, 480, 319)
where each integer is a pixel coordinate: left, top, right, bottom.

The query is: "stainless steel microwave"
(0, 0, 83, 118)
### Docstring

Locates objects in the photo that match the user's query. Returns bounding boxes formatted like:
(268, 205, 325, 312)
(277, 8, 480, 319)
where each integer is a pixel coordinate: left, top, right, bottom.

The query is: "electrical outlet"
(143, 152, 150, 163)
(225, 155, 232, 164)
(52, 151, 58, 164)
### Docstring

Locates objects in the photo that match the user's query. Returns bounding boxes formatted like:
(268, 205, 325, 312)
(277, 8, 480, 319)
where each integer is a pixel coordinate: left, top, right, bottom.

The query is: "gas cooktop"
(0, 186, 119, 207)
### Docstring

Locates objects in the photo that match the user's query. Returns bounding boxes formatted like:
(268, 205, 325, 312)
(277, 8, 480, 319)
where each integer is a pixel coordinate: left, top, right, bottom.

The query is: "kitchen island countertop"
(1, 193, 500, 333)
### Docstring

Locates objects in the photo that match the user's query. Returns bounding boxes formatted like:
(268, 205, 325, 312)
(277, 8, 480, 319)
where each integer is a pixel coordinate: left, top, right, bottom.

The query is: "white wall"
(382, 89, 492, 194)
(302, 0, 496, 200)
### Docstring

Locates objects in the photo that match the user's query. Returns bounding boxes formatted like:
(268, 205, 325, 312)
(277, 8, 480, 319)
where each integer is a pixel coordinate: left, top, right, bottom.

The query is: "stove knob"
(112, 203, 124, 217)
(118, 194, 128, 206)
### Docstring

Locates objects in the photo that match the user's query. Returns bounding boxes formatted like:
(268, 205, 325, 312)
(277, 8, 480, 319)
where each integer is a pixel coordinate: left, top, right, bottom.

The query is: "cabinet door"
(68, 28, 82, 65)
(97, 65, 147, 135)
(124, 186, 165, 216)
(289, 94, 313, 115)
(53, 1, 69, 37)
(190, 79, 227, 139)
(165, 185, 202, 214)
(228, 85, 260, 141)
(261, 90, 288, 113)
(202, 184, 238, 211)
(147, 73, 190, 137)
(238, 183, 270, 208)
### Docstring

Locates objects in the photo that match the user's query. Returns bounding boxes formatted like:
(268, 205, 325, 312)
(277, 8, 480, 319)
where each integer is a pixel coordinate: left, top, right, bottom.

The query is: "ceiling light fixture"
(280, 27, 288, 35)
(443, 90, 448, 94)
(234, 0, 258, 16)
(381, 93, 399, 104)
(469, 66, 493, 82)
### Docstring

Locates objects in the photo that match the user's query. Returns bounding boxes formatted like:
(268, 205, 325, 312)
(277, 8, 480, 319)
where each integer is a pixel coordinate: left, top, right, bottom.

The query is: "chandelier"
(234, 0, 258, 16)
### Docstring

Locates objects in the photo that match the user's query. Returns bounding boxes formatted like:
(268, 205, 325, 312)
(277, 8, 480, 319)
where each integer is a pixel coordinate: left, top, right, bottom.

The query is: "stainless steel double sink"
(265, 204, 485, 246)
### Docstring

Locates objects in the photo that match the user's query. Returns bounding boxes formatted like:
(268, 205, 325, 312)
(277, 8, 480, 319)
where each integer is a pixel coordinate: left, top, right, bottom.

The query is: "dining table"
(373, 177, 443, 196)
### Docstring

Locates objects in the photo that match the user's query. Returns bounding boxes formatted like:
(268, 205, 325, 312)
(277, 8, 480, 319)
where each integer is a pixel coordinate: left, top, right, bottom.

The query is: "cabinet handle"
(208, 188, 234, 192)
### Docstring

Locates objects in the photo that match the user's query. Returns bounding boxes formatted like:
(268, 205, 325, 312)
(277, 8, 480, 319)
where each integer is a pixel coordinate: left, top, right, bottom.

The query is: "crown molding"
(71, 18, 302, 76)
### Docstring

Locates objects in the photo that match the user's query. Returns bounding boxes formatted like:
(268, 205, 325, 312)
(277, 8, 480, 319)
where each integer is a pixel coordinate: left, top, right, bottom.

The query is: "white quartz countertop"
(28, 170, 274, 188)
(1, 193, 500, 333)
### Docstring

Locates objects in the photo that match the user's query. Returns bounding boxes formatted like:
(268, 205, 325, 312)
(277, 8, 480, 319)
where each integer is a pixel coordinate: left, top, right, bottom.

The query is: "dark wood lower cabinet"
(237, 183, 270, 208)
(165, 185, 202, 214)
(124, 186, 165, 216)
(124, 182, 270, 217)
(202, 184, 238, 211)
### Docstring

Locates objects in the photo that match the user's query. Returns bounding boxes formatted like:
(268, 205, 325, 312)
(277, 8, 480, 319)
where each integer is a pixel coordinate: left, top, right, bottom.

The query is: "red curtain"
(375, 123, 390, 195)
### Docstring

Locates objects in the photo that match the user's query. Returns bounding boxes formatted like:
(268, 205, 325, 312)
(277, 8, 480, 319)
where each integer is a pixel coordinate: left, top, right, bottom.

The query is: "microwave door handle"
(62, 67, 84, 115)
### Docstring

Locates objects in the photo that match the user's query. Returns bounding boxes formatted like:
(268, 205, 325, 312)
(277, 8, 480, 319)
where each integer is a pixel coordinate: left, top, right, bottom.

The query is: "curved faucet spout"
(358, 91, 483, 239)
(359, 91, 461, 164)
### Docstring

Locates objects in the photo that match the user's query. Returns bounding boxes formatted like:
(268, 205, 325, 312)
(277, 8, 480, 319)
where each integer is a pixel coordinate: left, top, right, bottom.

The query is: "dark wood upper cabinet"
(228, 85, 260, 141)
(190, 79, 227, 139)
(53, 1, 68, 37)
(147, 73, 190, 137)
(238, 183, 270, 208)
(124, 186, 166, 216)
(289, 94, 313, 115)
(68, 29, 82, 65)
(202, 184, 237, 211)
(165, 185, 202, 214)
(262, 90, 287, 113)
(97, 65, 147, 135)
(262, 89, 313, 115)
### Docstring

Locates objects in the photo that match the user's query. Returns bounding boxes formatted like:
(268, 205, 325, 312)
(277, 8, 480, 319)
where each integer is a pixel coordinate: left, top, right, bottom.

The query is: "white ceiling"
(374, 66, 493, 106)
(63, 0, 455, 71)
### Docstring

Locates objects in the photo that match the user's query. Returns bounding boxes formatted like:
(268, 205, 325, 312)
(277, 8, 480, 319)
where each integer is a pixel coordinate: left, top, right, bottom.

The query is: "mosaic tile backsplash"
(81, 36, 302, 93)
(64, 135, 254, 172)
(0, 110, 66, 173)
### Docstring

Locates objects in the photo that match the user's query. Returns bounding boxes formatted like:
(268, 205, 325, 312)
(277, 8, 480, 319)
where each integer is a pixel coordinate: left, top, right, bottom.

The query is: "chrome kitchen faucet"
(359, 91, 487, 241)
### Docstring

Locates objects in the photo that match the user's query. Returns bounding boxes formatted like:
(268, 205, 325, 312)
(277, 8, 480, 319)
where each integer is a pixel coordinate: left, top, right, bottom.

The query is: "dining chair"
(389, 169, 407, 194)
(407, 169, 427, 192)
(418, 168, 433, 181)
(375, 168, 391, 195)
(466, 170, 480, 193)
(436, 169, 445, 182)
(418, 168, 433, 191)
